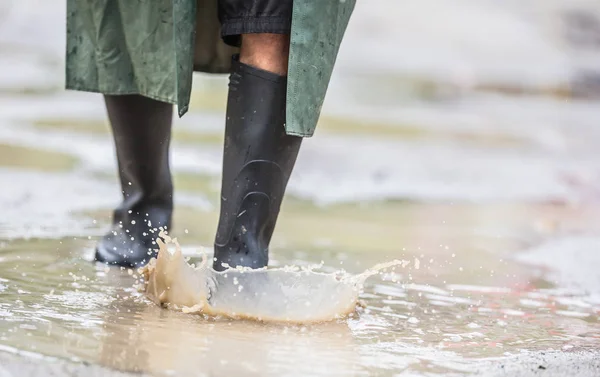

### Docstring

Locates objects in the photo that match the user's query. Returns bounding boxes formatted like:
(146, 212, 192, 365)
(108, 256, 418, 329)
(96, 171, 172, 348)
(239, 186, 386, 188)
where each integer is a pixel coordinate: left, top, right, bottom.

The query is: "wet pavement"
(1, 1, 600, 376)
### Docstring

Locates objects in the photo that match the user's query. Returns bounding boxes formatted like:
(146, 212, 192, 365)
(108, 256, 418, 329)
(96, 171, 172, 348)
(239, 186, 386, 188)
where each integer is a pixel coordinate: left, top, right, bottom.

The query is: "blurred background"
(3, 1, 600, 231)
(1, 1, 600, 376)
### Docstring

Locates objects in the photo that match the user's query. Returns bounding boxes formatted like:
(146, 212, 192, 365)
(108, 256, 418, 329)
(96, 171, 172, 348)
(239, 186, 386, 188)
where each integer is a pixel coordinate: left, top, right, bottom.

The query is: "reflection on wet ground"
(1, 201, 599, 376)
(2, 0, 600, 376)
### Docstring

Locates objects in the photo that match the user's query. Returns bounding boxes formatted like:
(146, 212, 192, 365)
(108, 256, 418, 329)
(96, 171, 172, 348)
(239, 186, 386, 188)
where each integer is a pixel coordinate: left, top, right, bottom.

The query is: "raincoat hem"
(64, 84, 177, 106)
(284, 129, 313, 138)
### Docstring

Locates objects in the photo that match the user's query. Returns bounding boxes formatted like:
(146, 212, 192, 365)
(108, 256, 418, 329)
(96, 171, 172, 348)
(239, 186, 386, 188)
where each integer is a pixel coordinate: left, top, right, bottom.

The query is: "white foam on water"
(0, 169, 116, 239)
(515, 236, 600, 304)
(0, 118, 223, 176)
(0, 168, 212, 240)
(291, 134, 581, 205)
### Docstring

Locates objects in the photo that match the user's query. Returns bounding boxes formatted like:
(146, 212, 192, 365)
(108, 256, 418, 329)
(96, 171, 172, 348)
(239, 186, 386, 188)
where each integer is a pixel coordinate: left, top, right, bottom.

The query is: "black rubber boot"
(213, 56, 302, 271)
(95, 95, 174, 268)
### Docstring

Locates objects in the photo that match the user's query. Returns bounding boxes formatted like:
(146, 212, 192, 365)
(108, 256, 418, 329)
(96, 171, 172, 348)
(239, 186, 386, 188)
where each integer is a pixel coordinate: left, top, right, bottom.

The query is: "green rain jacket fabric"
(65, 0, 356, 137)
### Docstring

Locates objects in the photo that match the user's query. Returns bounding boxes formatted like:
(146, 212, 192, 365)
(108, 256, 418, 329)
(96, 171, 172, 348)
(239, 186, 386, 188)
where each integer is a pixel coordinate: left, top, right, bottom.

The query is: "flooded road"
(2, 1, 600, 376)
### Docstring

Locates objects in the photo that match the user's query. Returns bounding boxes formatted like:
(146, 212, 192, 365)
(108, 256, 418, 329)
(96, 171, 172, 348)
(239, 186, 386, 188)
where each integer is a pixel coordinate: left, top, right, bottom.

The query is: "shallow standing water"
(2, 1, 600, 376)
(1, 203, 600, 376)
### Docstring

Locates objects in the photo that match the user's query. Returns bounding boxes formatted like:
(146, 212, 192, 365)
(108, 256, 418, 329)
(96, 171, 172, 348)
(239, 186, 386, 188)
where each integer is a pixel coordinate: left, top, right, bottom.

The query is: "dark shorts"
(217, 0, 293, 47)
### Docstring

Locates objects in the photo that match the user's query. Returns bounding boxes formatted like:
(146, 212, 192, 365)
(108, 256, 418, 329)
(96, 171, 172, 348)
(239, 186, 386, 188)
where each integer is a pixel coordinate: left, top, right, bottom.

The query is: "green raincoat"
(65, 0, 355, 137)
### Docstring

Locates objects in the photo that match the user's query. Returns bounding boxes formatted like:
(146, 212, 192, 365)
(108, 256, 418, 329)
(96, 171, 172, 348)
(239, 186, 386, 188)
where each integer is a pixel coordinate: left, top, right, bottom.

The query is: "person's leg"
(95, 95, 173, 268)
(239, 33, 290, 75)
(213, 0, 300, 271)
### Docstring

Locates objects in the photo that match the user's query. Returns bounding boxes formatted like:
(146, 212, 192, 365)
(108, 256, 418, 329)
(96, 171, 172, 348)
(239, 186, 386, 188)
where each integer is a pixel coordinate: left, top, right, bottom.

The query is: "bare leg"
(239, 33, 290, 75)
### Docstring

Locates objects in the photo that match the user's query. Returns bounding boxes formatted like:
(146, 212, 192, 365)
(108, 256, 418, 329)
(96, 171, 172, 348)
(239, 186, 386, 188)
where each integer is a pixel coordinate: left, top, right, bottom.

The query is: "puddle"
(2, 0, 600, 376)
(0, 225, 599, 376)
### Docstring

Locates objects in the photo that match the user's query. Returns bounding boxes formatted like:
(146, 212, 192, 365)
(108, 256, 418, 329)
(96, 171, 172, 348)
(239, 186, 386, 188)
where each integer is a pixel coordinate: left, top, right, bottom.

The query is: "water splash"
(140, 231, 408, 323)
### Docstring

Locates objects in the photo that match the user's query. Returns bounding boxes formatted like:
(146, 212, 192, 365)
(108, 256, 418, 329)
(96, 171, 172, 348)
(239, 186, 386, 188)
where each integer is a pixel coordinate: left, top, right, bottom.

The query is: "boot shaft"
(214, 56, 302, 271)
